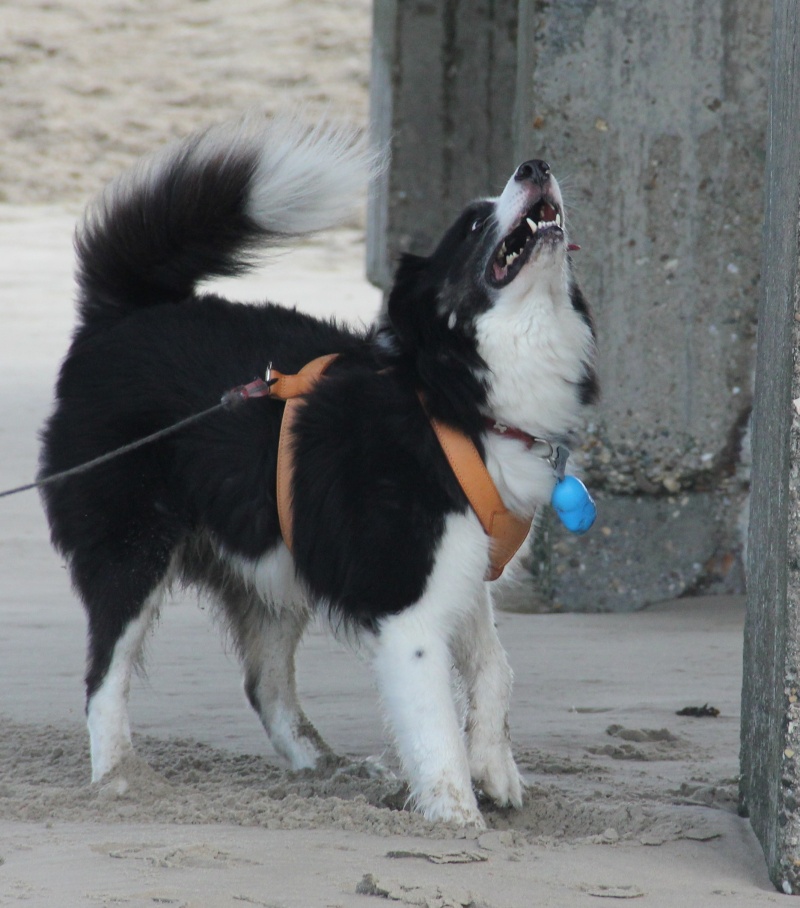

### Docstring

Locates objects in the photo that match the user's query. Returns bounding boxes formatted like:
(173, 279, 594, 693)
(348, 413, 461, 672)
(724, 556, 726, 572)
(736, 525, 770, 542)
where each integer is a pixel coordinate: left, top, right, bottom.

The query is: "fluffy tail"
(75, 112, 380, 325)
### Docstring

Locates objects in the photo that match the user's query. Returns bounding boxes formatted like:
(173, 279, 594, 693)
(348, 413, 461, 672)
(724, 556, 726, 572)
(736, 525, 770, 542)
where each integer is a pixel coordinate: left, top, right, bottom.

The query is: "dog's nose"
(514, 159, 550, 185)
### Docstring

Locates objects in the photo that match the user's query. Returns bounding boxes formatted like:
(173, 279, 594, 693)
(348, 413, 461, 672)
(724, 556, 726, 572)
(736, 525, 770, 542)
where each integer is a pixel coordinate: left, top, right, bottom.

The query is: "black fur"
(39, 124, 595, 710)
(568, 282, 600, 405)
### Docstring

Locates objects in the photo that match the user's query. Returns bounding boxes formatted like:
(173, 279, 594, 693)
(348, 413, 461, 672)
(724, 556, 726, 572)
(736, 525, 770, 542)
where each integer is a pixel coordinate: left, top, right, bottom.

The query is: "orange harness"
(267, 355, 532, 581)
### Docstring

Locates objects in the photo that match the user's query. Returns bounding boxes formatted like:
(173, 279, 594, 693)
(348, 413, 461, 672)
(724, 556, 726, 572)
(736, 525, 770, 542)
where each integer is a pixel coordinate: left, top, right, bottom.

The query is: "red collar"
(483, 417, 546, 451)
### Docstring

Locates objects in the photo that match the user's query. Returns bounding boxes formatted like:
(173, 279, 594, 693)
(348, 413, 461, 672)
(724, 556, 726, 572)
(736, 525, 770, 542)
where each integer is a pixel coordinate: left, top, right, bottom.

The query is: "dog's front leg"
(372, 516, 488, 827)
(452, 588, 525, 809)
(374, 609, 482, 826)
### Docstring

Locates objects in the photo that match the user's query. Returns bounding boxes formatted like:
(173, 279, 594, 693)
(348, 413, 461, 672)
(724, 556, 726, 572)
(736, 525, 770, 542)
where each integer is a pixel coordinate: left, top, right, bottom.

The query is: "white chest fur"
(475, 261, 594, 518)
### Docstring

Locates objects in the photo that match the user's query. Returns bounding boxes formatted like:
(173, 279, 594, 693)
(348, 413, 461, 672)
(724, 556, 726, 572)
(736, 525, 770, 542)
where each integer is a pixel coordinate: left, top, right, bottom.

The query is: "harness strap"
(422, 402, 534, 581)
(271, 354, 340, 552)
(271, 355, 532, 581)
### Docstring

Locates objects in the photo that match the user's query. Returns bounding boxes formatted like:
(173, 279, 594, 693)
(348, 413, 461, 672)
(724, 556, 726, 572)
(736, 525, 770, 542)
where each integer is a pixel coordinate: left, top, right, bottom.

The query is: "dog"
(39, 112, 598, 827)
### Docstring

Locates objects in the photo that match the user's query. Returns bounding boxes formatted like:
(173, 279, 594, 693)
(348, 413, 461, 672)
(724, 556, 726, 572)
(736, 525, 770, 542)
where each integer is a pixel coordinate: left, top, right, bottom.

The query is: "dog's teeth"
(556, 213, 562, 227)
(526, 217, 537, 233)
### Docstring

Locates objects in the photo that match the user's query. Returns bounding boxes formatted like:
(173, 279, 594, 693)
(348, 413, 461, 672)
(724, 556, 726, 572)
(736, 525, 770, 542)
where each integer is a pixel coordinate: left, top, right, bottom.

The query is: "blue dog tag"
(551, 475, 596, 534)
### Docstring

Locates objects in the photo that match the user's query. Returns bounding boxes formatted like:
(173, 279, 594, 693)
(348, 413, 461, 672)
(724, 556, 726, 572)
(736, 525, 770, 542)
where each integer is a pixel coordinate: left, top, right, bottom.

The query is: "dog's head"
(380, 159, 597, 434)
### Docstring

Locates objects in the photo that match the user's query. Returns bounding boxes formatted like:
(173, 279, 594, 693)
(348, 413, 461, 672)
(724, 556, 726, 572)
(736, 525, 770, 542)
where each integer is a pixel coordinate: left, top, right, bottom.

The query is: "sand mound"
(0, 718, 734, 848)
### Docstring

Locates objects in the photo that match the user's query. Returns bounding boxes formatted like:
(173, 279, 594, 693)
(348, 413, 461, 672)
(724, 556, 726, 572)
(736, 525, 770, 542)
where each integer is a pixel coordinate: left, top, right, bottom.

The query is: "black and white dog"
(40, 113, 597, 827)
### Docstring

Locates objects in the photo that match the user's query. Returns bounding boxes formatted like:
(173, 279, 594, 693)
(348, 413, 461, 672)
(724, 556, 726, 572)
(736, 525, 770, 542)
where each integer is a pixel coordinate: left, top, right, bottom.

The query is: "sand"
(0, 2, 780, 905)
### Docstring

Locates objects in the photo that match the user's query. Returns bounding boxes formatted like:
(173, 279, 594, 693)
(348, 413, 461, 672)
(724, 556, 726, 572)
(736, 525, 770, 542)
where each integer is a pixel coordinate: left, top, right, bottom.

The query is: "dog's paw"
(413, 778, 486, 828)
(470, 744, 525, 809)
(333, 754, 397, 781)
(92, 752, 174, 801)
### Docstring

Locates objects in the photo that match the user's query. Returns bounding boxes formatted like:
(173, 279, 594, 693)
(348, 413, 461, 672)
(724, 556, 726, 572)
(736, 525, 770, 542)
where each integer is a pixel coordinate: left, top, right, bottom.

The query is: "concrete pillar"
(367, 0, 519, 290)
(513, 0, 770, 609)
(739, 0, 800, 894)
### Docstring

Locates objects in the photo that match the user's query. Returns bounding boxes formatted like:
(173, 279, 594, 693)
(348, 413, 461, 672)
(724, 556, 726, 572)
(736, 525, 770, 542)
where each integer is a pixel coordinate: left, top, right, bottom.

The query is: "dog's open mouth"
(487, 198, 563, 287)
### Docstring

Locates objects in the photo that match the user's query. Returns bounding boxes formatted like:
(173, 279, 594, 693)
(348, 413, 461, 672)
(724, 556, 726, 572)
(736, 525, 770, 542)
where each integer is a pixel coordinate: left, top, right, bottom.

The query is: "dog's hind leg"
(242, 607, 336, 769)
(451, 588, 525, 809)
(42, 440, 185, 783)
(85, 587, 162, 782)
(212, 545, 336, 770)
(68, 505, 180, 783)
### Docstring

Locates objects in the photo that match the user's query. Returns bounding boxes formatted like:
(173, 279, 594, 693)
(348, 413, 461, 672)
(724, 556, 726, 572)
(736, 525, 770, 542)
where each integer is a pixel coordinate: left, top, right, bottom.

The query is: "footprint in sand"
(586, 725, 688, 761)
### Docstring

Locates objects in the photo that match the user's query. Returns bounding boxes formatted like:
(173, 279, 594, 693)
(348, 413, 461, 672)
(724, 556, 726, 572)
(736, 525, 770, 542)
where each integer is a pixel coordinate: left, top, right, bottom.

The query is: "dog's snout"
(514, 159, 550, 185)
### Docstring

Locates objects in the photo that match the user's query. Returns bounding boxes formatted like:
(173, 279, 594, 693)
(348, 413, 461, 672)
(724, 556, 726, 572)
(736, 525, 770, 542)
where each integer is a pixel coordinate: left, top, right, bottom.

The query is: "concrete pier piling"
(740, 0, 800, 894)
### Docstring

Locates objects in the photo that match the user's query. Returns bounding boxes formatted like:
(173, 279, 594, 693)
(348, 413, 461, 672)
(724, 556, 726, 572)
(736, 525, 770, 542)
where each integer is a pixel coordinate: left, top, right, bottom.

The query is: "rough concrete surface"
(515, 0, 771, 606)
(367, 0, 519, 289)
(739, 0, 800, 894)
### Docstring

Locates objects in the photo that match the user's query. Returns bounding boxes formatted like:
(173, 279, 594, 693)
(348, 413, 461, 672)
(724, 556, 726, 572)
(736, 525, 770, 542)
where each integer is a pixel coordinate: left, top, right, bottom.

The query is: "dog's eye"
(470, 218, 485, 233)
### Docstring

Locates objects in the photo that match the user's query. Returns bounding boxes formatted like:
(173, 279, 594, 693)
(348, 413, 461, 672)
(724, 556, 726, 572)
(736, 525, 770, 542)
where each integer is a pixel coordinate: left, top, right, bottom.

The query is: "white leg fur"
(452, 589, 524, 808)
(86, 592, 160, 782)
(222, 544, 333, 769)
(372, 515, 489, 827)
(242, 607, 333, 769)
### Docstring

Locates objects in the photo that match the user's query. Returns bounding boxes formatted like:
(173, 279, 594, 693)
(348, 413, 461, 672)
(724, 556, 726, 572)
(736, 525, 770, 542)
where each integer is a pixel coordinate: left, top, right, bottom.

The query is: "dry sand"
(0, 2, 780, 905)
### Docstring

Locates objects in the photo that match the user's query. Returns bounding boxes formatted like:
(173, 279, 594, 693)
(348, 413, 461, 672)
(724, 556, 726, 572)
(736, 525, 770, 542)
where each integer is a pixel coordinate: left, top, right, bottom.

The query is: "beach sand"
(0, 3, 778, 905)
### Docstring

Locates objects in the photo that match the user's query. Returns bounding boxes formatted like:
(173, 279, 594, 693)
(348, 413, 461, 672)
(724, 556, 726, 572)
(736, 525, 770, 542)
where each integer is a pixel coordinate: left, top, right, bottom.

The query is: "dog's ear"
(384, 252, 488, 432)
(386, 253, 436, 353)
(569, 280, 595, 334)
(569, 280, 600, 405)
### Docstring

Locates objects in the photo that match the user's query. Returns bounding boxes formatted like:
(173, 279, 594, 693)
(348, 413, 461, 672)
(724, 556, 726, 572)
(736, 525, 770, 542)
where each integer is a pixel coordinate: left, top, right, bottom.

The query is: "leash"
(0, 375, 277, 500)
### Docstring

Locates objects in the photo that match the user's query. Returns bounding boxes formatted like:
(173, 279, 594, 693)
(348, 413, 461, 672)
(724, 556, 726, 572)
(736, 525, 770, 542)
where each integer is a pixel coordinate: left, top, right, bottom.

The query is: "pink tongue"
(493, 261, 507, 281)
